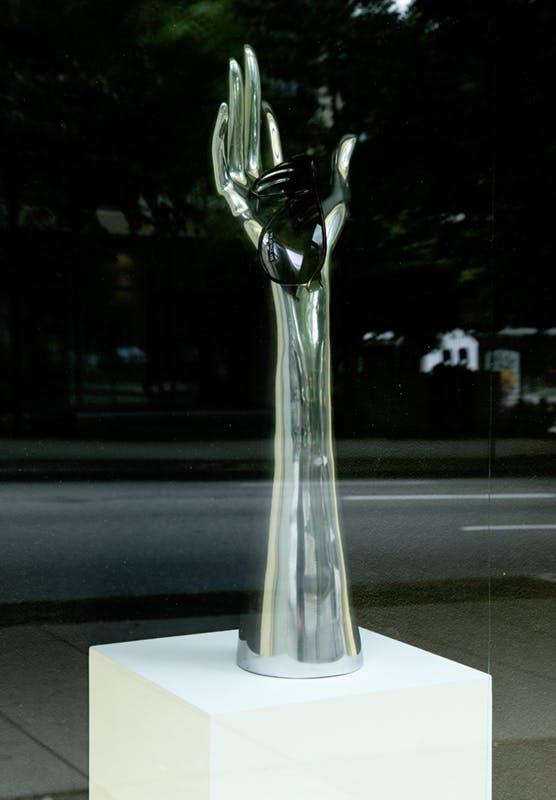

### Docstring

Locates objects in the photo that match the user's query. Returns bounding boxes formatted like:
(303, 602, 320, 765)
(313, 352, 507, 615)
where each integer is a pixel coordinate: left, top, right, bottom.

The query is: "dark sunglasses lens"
(259, 201, 325, 285)
(252, 157, 326, 286)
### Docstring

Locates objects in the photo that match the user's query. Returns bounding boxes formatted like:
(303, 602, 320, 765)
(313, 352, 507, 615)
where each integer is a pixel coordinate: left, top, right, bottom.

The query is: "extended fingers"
(216, 45, 285, 203)
(228, 58, 246, 184)
(244, 45, 261, 179)
(228, 47, 284, 179)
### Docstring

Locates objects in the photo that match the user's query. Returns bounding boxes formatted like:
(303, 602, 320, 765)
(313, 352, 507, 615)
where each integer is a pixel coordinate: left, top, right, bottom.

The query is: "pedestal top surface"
(91, 629, 489, 715)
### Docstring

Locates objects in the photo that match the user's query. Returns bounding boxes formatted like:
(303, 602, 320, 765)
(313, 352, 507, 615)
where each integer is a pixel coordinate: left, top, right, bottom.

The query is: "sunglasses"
(250, 155, 327, 289)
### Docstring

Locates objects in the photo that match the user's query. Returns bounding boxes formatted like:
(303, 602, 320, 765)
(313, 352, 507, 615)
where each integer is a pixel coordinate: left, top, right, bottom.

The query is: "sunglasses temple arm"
(238, 264, 362, 677)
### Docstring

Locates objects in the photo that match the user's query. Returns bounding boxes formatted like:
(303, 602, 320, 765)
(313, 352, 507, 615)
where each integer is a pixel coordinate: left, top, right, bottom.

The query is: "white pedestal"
(90, 628, 491, 800)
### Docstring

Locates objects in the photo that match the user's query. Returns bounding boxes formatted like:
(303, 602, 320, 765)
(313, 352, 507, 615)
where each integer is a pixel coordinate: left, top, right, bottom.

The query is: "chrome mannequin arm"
(212, 45, 361, 677)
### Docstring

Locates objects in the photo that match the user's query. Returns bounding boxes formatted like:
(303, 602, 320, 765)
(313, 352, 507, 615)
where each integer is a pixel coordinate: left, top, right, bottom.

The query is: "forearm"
(271, 280, 335, 487)
(251, 273, 360, 672)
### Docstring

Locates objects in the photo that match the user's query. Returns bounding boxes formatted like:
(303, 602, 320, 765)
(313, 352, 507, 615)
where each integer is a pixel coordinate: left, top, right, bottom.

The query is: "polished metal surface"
(212, 45, 361, 678)
(238, 274, 362, 678)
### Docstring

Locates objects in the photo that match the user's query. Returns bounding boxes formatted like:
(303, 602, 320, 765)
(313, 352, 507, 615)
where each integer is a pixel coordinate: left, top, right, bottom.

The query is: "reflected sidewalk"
(1, 594, 554, 800)
(0, 436, 555, 479)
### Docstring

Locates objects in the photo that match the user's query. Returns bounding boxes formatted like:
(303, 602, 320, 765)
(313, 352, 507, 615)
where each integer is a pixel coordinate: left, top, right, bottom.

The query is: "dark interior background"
(1, 0, 554, 444)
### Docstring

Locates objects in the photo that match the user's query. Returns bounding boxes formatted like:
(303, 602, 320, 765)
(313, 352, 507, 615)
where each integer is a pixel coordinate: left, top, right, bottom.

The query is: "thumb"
(331, 134, 357, 190)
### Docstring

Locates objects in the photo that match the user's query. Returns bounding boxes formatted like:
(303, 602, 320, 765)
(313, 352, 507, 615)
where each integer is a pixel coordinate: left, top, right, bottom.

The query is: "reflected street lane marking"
(344, 493, 556, 501)
(462, 524, 556, 531)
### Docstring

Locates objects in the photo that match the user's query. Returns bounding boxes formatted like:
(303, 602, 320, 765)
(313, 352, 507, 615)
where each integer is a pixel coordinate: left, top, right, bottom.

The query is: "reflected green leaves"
(0, 0, 554, 327)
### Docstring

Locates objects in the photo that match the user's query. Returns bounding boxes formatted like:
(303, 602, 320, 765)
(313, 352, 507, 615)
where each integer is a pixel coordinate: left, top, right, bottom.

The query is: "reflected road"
(1, 478, 554, 603)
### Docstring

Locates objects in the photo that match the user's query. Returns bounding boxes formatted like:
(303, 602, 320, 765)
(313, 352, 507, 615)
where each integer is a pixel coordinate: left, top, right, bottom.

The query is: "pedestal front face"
(90, 629, 492, 800)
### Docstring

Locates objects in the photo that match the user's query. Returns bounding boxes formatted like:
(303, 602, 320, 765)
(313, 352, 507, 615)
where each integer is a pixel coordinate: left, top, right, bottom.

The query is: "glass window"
(0, 2, 554, 798)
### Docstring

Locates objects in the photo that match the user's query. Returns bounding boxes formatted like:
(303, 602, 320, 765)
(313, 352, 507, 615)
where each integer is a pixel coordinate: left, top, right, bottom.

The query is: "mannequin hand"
(212, 45, 356, 256)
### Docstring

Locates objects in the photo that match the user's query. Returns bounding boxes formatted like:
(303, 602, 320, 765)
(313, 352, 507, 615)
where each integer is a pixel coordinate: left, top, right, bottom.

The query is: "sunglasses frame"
(250, 155, 327, 291)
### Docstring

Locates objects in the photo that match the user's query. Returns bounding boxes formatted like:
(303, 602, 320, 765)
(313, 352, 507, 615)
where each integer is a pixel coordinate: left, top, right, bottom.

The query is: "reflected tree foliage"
(0, 0, 554, 425)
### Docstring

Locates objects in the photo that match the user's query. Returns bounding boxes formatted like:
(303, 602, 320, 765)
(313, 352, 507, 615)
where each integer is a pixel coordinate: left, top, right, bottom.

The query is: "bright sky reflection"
(286, 248, 304, 272)
(392, 0, 413, 14)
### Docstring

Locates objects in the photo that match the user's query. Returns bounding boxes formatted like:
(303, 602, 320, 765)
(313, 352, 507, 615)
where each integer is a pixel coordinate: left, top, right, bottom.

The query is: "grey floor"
(1, 594, 554, 800)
